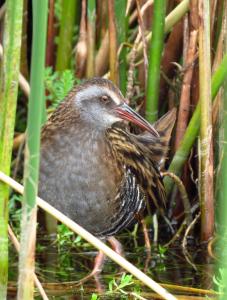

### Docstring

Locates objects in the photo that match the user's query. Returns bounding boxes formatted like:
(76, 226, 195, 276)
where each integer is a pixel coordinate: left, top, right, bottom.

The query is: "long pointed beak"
(114, 103, 159, 137)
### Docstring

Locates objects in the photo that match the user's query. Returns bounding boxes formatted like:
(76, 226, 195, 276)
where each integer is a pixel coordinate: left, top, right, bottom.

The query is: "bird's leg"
(107, 236, 125, 275)
(77, 250, 106, 286)
(107, 236, 124, 256)
(140, 218, 152, 273)
(77, 237, 123, 286)
(141, 218, 151, 252)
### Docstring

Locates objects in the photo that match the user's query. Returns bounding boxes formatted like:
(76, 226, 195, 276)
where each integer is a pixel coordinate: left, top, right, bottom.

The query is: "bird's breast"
(39, 128, 128, 235)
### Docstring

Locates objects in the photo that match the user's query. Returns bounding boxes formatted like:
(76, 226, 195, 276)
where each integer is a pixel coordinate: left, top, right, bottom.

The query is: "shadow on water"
(8, 229, 217, 300)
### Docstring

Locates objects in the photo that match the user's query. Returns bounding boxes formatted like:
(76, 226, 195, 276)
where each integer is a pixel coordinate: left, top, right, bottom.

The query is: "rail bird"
(39, 78, 176, 280)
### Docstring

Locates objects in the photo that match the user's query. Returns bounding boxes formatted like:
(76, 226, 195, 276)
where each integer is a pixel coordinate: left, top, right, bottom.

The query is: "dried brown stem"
(76, 0, 87, 78)
(136, 0, 148, 82)
(175, 30, 198, 149)
(164, 219, 187, 248)
(162, 171, 192, 224)
(159, 20, 183, 103)
(182, 212, 200, 251)
(129, 0, 154, 25)
(108, 0, 118, 84)
(95, 30, 109, 76)
(46, 0, 56, 67)
(198, 0, 214, 241)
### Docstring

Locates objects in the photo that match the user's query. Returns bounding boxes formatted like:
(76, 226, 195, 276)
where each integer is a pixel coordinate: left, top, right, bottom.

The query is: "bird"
(39, 77, 176, 280)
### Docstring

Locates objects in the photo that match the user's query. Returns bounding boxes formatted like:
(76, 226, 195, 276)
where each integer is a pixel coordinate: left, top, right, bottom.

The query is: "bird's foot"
(76, 250, 105, 287)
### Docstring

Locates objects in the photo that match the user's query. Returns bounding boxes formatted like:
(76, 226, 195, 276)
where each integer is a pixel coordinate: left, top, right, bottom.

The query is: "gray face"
(74, 85, 124, 128)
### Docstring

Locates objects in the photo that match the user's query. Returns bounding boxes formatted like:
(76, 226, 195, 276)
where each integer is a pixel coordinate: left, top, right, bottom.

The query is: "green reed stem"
(56, 0, 77, 71)
(164, 52, 227, 196)
(0, 1, 23, 299)
(17, 1, 48, 299)
(86, 0, 96, 77)
(146, 0, 166, 122)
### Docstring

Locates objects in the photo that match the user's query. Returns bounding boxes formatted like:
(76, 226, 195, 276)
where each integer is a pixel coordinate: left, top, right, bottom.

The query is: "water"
(8, 229, 217, 299)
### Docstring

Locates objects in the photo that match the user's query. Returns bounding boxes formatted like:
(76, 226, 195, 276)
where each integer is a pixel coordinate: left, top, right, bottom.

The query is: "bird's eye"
(100, 95, 110, 104)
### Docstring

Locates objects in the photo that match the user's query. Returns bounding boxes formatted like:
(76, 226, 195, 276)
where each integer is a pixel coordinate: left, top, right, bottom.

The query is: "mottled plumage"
(39, 78, 176, 237)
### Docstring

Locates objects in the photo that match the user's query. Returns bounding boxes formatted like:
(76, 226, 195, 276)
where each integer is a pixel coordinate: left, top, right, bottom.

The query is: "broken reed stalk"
(8, 226, 49, 300)
(86, 0, 96, 77)
(0, 1, 23, 298)
(0, 171, 177, 300)
(114, 0, 128, 94)
(198, 0, 214, 241)
(55, 0, 77, 71)
(174, 30, 198, 150)
(146, 0, 166, 123)
(164, 52, 227, 196)
(108, 0, 118, 84)
(17, 1, 48, 299)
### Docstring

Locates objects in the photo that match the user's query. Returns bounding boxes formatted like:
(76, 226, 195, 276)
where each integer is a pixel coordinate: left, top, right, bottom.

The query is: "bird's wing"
(106, 127, 166, 211)
(137, 108, 176, 167)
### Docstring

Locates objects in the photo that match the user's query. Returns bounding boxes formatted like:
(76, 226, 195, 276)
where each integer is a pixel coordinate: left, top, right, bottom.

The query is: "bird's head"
(74, 78, 159, 136)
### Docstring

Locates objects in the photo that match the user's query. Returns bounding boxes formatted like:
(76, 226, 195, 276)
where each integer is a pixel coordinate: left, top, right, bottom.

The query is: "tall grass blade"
(17, 1, 48, 298)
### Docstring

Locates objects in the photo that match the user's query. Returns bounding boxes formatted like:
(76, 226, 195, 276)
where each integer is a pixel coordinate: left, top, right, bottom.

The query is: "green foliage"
(106, 273, 141, 299)
(54, 0, 62, 23)
(57, 224, 90, 249)
(108, 273, 133, 293)
(158, 245, 167, 258)
(9, 194, 22, 222)
(90, 293, 99, 300)
(213, 268, 225, 294)
(45, 67, 80, 109)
